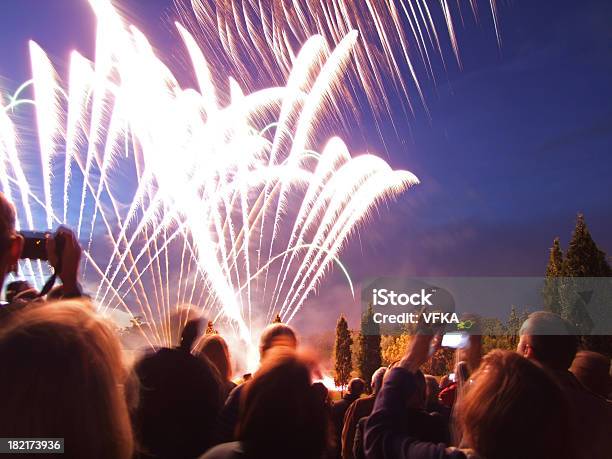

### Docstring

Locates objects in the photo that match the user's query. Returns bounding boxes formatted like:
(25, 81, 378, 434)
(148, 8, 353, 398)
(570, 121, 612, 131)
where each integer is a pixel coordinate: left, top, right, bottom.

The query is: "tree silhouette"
(543, 237, 563, 314)
(355, 305, 381, 392)
(333, 314, 353, 390)
(544, 214, 612, 356)
(563, 214, 611, 277)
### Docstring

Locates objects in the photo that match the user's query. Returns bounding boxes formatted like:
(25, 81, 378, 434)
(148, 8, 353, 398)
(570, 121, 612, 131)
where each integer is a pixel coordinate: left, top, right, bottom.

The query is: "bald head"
(518, 311, 578, 370)
(371, 367, 387, 394)
(259, 323, 297, 358)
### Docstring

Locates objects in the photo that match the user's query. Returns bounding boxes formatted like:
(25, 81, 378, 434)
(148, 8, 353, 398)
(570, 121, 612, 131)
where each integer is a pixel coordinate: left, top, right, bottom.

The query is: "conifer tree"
(547, 214, 612, 353)
(334, 315, 353, 390)
(355, 305, 381, 391)
(563, 214, 611, 277)
(543, 237, 563, 314)
(506, 306, 529, 349)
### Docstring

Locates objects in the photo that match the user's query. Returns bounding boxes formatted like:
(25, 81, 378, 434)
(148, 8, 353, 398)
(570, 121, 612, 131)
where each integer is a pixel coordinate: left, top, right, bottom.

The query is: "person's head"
(424, 375, 440, 404)
(168, 305, 201, 348)
(195, 334, 232, 381)
(0, 193, 23, 290)
(347, 377, 365, 397)
(371, 367, 387, 394)
(133, 344, 222, 459)
(456, 350, 573, 459)
(517, 311, 579, 370)
(570, 350, 611, 398)
(5, 280, 36, 303)
(0, 300, 133, 459)
(179, 318, 201, 352)
(238, 347, 329, 459)
(311, 381, 330, 405)
(258, 322, 297, 359)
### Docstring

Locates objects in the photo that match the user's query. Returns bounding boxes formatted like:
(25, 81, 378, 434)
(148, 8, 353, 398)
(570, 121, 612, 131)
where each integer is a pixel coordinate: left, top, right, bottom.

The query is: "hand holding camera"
(18, 227, 82, 295)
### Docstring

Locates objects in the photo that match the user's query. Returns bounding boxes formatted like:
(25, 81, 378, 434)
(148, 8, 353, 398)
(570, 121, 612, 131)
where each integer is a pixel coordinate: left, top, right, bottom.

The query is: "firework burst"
(0, 0, 418, 368)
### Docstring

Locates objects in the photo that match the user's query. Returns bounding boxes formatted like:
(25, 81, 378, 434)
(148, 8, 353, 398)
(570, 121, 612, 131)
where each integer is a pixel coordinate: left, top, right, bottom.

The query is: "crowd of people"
(1, 189, 612, 459)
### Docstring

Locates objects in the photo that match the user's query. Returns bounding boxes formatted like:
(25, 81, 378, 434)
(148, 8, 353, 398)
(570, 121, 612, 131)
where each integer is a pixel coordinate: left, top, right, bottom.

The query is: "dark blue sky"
(1, 0, 611, 327)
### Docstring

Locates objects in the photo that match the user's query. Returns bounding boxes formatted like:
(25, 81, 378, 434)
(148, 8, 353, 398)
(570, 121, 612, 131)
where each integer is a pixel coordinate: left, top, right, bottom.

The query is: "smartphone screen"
(441, 332, 469, 349)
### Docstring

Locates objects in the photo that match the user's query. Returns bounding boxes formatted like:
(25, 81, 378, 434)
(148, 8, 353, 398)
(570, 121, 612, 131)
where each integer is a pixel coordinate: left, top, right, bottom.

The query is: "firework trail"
(178, 0, 502, 134)
(0, 0, 418, 368)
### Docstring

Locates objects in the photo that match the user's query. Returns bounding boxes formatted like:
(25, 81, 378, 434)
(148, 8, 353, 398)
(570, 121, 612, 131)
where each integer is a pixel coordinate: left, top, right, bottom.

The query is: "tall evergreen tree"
(563, 214, 611, 277)
(548, 214, 612, 353)
(355, 305, 381, 391)
(333, 314, 353, 390)
(543, 237, 563, 314)
(560, 214, 610, 330)
(506, 306, 529, 349)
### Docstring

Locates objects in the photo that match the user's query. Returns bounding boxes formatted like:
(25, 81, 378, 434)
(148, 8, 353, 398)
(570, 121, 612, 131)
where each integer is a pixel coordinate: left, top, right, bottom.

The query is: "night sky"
(1, 0, 611, 329)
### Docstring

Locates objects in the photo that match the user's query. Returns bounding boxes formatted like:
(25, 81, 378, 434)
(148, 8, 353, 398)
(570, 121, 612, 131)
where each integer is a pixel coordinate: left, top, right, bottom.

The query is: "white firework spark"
(0, 0, 418, 368)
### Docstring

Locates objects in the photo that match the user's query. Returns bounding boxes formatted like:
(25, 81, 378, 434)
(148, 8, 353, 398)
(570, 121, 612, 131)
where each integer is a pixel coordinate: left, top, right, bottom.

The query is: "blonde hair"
(195, 334, 232, 380)
(0, 300, 133, 459)
(456, 350, 573, 459)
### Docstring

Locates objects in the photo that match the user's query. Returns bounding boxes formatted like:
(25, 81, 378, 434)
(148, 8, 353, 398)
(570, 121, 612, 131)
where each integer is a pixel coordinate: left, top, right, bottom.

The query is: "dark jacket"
(342, 395, 376, 459)
(353, 417, 368, 459)
(364, 367, 466, 459)
(214, 383, 245, 445)
(554, 369, 612, 459)
(332, 393, 361, 458)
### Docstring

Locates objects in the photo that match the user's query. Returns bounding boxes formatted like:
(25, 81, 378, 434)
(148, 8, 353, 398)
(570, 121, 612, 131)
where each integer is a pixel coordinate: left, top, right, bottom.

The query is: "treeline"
(332, 214, 612, 384)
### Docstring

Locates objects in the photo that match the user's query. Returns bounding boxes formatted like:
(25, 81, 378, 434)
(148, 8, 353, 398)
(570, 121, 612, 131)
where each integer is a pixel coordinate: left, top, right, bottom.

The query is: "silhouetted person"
(5, 280, 37, 303)
(570, 350, 611, 399)
(456, 351, 572, 458)
(0, 300, 134, 459)
(0, 192, 22, 297)
(214, 322, 298, 444)
(331, 378, 364, 458)
(341, 368, 386, 459)
(355, 368, 449, 459)
(1, 192, 83, 324)
(352, 416, 368, 459)
(518, 311, 612, 458)
(365, 335, 574, 459)
(133, 318, 223, 459)
(312, 380, 331, 405)
(202, 348, 330, 459)
(196, 334, 237, 398)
